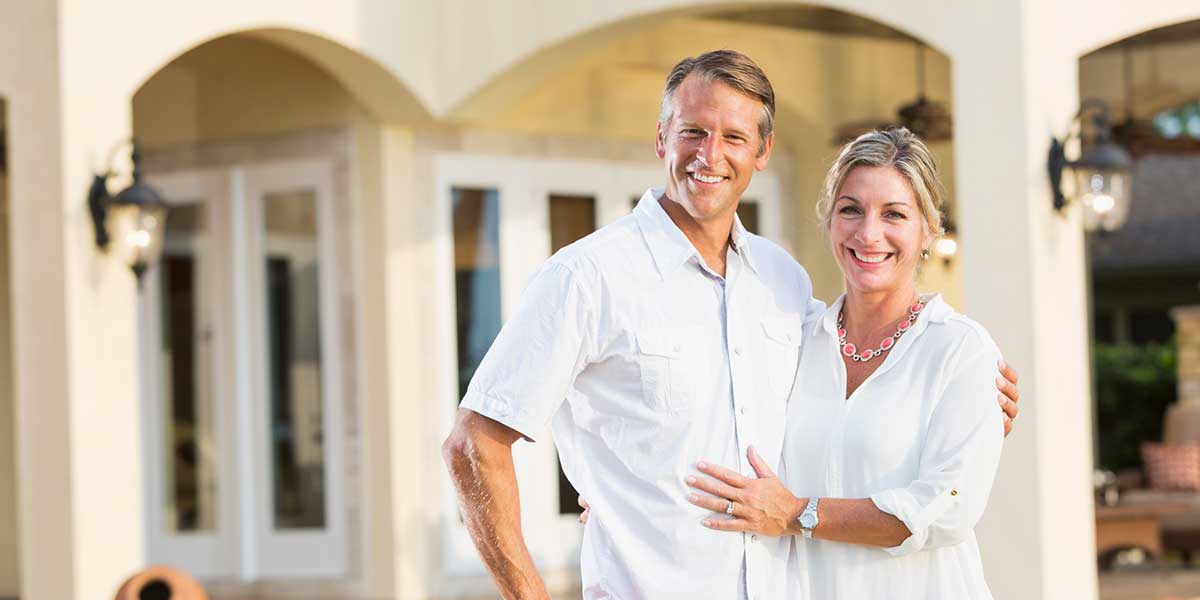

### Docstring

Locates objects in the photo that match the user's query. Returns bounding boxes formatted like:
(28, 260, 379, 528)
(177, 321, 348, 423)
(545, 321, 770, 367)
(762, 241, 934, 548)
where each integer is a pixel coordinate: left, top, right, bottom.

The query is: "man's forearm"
(444, 417, 548, 600)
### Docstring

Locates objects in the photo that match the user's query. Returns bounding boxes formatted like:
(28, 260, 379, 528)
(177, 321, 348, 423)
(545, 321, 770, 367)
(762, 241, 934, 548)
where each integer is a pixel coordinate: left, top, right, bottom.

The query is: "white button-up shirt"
(784, 294, 1004, 599)
(462, 188, 822, 599)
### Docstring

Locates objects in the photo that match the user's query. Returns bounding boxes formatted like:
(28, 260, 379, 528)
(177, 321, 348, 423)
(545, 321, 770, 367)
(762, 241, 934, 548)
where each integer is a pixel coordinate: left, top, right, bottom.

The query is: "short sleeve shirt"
(462, 188, 823, 599)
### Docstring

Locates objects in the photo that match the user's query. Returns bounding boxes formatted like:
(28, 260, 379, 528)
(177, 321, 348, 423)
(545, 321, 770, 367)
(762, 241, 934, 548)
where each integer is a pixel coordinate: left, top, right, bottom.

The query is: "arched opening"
(445, 4, 959, 302)
(0, 96, 17, 600)
(130, 31, 415, 594)
(1080, 18, 1200, 598)
(428, 6, 960, 594)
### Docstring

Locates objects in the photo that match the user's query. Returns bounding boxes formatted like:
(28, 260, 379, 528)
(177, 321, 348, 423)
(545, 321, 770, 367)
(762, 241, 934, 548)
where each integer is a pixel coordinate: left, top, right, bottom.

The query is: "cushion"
(1142, 442, 1200, 491)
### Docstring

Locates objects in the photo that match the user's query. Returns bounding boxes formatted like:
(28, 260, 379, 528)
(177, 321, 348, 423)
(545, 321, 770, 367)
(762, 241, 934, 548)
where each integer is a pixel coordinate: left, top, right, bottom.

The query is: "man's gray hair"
(658, 50, 776, 155)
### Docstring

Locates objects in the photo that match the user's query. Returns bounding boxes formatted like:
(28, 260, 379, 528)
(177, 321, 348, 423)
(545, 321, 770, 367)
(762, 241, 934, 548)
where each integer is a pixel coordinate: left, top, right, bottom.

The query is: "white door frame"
(142, 159, 347, 581)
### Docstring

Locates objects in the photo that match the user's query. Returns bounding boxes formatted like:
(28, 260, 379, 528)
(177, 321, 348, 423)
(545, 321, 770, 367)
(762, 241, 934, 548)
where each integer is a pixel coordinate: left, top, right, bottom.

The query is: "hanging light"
(87, 138, 168, 281)
(1047, 99, 1133, 232)
(833, 42, 952, 144)
(897, 43, 952, 141)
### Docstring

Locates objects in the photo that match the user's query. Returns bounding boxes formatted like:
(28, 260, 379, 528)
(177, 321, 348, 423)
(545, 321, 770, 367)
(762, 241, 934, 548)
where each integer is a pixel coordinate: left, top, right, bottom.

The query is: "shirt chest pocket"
(761, 317, 804, 399)
(635, 328, 694, 416)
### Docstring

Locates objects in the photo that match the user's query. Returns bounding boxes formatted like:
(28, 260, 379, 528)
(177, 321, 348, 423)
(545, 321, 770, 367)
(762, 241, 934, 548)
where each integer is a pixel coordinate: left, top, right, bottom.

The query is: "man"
(442, 50, 1020, 599)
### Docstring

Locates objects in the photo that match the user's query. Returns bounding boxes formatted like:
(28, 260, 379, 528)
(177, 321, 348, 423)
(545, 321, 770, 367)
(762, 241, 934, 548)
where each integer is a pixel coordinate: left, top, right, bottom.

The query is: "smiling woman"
(686, 129, 1006, 599)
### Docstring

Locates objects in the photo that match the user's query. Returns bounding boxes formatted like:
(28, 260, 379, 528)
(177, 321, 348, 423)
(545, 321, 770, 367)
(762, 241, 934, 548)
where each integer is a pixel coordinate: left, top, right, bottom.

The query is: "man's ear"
(655, 121, 667, 159)
(755, 131, 774, 171)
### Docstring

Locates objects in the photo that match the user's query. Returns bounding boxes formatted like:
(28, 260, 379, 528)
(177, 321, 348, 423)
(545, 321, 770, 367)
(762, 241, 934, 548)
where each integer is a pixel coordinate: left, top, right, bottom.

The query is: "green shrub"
(1094, 341, 1177, 471)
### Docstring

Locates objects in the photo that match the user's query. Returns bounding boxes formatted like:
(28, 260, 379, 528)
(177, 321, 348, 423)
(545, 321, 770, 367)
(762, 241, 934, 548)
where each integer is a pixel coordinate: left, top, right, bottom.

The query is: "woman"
(686, 128, 1004, 598)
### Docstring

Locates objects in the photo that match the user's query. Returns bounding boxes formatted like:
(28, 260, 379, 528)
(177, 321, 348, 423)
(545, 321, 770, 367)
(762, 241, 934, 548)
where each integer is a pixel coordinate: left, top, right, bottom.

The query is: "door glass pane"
(737, 201, 760, 235)
(548, 194, 595, 514)
(262, 190, 326, 530)
(549, 194, 595, 253)
(159, 202, 218, 532)
(452, 187, 502, 400)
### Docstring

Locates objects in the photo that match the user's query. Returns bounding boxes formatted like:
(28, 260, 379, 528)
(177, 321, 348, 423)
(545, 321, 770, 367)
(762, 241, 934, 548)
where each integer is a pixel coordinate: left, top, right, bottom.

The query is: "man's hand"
(443, 409, 550, 600)
(578, 496, 590, 524)
(997, 360, 1020, 437)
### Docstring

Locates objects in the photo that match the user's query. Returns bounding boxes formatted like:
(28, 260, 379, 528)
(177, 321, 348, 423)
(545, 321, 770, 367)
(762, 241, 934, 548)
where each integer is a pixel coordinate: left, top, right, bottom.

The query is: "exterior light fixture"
(87, 138, 168, 281)
(1048, 99, 1133, 232)
(931, 216, 958, 267)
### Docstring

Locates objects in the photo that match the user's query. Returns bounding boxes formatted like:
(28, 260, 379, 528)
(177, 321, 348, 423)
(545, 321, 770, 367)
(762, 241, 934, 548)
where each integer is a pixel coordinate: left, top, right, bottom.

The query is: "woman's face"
(829, 165, 931, 297)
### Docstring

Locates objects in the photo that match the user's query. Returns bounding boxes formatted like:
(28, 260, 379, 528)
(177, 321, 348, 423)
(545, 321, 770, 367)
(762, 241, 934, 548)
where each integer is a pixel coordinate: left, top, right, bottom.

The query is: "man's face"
(656, 75, 773, 225)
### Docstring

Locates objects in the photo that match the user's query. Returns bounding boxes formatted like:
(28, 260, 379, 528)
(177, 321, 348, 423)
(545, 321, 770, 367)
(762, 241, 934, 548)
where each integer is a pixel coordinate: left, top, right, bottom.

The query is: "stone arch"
(130, 26, 429, 126)
(445, 1, 953, 122)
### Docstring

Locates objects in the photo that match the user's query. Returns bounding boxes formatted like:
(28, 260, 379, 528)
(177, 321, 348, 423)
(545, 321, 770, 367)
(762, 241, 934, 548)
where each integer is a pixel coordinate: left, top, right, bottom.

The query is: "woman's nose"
(855, 216, 884, 244)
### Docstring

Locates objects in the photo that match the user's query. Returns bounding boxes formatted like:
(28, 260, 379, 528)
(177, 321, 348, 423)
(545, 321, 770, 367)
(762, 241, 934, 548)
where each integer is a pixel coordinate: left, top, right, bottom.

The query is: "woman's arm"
(685, 452, 909, 547)
(688, 348, 1005, 554)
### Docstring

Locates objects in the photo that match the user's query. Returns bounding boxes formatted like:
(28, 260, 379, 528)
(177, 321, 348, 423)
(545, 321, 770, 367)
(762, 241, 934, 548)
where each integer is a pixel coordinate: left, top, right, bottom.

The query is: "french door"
(140, 160, 347, 581)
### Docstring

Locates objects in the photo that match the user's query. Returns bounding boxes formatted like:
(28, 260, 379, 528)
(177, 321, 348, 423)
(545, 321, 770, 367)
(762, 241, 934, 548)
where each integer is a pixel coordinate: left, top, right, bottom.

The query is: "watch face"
(800, 513, 817, 528)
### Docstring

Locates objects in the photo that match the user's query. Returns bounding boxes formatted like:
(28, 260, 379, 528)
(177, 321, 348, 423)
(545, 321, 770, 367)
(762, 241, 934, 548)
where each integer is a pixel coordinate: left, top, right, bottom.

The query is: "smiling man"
(442, 50, 1019, 600)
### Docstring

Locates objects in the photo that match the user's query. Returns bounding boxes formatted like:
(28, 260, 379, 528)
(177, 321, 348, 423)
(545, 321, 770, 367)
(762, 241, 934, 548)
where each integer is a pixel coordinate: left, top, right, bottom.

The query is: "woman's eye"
(886, 211, 908, 219)
(838, 206, 861, 215)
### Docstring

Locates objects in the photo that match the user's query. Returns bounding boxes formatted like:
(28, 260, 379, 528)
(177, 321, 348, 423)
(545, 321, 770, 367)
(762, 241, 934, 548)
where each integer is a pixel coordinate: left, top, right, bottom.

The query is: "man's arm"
(443, 408, 549, 600)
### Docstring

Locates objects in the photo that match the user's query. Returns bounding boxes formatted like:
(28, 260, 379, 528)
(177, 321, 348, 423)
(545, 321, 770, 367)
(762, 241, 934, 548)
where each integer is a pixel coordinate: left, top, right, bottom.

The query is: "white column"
(354, 122, 438, 599)
(8, 2, 147, 599)
(951, 1, 1099, 598)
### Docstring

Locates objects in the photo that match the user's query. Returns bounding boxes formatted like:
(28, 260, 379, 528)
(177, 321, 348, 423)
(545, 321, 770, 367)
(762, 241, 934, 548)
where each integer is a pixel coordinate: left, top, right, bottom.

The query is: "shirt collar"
(634, 187, 759, 279)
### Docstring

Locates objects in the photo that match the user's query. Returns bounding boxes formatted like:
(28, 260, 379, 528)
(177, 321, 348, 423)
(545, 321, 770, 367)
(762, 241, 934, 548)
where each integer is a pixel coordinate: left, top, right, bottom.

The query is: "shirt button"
(673, 343, 682, 353)
(734, 346, 743, 356)
(739, 406, 747, 416)
(751, 534, 758, 542)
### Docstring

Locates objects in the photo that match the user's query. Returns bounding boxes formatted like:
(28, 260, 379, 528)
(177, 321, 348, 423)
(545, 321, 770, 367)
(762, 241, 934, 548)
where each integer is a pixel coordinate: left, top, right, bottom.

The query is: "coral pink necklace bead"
(838, 296, 928, 363)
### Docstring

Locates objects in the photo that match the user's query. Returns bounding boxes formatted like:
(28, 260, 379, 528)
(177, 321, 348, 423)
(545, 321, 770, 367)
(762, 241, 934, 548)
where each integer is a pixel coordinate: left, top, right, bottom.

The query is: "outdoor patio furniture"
(1095, 502, 1190, 568)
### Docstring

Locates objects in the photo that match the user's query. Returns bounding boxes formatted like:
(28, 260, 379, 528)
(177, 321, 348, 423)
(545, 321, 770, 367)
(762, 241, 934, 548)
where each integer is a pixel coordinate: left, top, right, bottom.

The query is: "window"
(452, 188, 503, 400)
(143, 160, 346, 581)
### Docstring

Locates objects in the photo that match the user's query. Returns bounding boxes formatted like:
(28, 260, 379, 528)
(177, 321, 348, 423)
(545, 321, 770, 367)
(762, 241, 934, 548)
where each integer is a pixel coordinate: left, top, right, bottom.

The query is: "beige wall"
(134, 36, 366, 148)
(1080, 36, 1200, 117)
(0, 156, 20, 596)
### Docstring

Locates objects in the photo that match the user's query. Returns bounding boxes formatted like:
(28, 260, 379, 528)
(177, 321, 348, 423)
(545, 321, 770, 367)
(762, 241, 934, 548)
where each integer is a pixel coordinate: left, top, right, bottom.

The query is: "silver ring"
(725, 501, 735, 515)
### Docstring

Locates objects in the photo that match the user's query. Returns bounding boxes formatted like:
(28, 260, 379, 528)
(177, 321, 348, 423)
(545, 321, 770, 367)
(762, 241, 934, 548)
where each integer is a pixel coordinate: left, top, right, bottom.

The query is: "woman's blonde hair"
(815, 128, 944, 240)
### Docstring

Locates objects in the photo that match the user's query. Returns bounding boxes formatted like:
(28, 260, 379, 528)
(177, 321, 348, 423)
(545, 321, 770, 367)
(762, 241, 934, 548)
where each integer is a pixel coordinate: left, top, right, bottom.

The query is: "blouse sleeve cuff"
(870, 489, 932, 556)
(460, 391, 542, 443)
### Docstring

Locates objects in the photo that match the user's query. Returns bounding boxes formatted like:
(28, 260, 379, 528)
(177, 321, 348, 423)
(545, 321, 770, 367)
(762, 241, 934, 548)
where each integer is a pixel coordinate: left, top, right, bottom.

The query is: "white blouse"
(782, 294, 1004, 599)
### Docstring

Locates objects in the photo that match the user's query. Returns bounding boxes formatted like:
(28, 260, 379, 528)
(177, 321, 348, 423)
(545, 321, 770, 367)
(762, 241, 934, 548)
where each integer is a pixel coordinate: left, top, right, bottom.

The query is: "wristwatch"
(798, 497, 819, 539)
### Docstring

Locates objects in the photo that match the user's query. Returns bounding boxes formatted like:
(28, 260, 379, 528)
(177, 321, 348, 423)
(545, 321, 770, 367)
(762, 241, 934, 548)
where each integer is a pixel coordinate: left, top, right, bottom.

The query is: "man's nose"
(696, 134, 724, 166)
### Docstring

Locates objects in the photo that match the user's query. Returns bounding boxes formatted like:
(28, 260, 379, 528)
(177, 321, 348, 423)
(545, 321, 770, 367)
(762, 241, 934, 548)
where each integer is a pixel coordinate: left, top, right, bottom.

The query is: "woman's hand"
(685, 446, 804, 537)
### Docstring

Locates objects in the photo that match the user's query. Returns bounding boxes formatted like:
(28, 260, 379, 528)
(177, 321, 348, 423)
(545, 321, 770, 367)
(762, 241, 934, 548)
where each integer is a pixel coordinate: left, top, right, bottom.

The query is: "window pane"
(159, 203, 218, 532)
(262, 190, 326, 530)
(549, 194, 595, 253)
(549, 194, 595, 514)
(737, 201, 760, 235)
(453, 188, 502, 400)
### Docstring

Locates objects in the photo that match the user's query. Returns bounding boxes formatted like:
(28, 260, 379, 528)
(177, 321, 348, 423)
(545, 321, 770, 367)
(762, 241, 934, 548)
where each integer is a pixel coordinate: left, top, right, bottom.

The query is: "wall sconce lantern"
(1048, 99, 1133, 232)
(87, 138, 168, 282)
(932, 226, 958, 267)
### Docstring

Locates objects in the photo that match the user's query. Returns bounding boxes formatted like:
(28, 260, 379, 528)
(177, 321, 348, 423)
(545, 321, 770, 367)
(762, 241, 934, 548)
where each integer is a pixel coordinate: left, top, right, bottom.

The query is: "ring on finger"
(725, 501, 735, 515)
